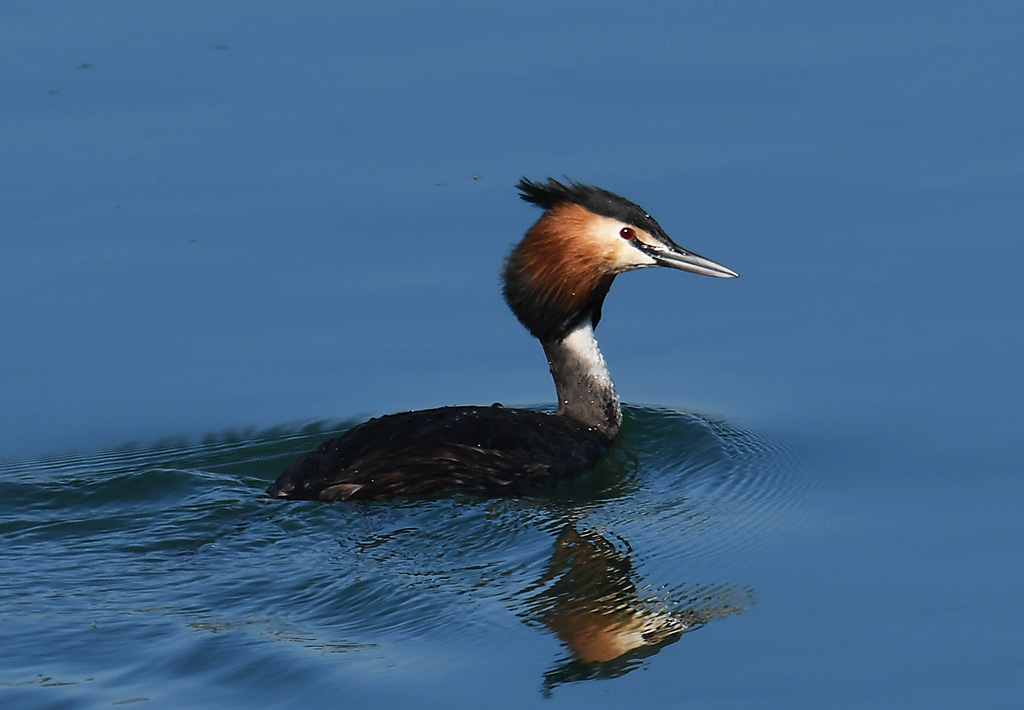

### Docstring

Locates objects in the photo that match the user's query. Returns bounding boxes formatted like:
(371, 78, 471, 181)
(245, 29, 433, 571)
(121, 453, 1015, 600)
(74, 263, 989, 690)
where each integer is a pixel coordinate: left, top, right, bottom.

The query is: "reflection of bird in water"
(539, 525, 686, 663)
(525, 523, 753, 693)
(267, 178, 737, 502)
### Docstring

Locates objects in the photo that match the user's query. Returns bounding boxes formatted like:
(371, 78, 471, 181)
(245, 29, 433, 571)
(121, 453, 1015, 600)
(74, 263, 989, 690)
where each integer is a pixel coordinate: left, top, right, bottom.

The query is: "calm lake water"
(2, 2, 1022, 708)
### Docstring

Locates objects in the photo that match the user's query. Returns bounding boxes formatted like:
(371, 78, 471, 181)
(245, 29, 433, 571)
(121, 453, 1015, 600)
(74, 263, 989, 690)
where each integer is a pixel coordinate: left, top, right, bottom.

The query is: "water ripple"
(1, 406, 807, 697)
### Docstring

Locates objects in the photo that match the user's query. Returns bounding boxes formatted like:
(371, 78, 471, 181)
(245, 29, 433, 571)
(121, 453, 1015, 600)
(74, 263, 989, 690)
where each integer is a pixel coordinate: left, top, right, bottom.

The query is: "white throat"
(541, 320, 622, 439)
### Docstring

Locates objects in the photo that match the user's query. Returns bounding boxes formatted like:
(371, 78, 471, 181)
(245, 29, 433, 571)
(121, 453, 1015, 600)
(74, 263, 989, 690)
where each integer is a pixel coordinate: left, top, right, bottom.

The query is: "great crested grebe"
(267, 178, 737, 502)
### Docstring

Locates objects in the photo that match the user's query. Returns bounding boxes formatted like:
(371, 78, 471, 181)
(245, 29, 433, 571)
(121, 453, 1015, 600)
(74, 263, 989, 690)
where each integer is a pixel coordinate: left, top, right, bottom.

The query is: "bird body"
(267, 405, 607, 501)
(267, 178, 737, 502)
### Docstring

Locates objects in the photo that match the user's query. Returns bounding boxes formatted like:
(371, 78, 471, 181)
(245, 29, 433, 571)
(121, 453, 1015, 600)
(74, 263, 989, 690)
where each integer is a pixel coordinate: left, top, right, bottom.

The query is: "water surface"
(4, 407, 801, 707)
(2, 1, 1022, 708)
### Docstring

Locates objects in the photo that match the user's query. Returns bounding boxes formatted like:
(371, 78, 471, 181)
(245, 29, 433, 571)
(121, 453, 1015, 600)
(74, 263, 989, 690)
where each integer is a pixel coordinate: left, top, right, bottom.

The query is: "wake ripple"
(1, 406, 808, 694)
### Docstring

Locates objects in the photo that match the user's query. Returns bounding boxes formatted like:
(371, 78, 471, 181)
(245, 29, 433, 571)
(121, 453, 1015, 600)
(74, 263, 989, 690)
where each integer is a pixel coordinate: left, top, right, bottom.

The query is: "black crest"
(516, 177, 670, 241)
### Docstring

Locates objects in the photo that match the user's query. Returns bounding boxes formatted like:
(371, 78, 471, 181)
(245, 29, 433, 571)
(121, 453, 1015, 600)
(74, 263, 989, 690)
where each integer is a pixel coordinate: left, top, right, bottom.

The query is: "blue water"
(3, 1, 1022, 708)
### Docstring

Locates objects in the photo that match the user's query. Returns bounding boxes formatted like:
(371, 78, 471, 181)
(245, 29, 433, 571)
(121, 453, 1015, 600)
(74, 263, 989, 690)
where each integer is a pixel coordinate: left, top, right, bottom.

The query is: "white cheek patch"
(621, 242, 658, 268)
(586, 217, 658, 270)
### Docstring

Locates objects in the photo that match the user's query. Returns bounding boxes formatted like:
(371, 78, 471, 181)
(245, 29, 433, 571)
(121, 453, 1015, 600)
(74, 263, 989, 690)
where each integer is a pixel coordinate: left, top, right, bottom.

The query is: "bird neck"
(542, 320, 621, 440)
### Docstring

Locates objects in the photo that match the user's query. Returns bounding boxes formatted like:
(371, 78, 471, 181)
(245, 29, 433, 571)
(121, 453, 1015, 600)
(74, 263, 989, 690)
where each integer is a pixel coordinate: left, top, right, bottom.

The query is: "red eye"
(619, 227, 636, 240)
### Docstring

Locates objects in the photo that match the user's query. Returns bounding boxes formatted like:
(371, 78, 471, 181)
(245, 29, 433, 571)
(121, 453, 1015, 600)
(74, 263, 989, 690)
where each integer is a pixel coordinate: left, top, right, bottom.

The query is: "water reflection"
(3, 407, 788, 699)
(523, 520, 752, 693)
(259, 407, 781, 691)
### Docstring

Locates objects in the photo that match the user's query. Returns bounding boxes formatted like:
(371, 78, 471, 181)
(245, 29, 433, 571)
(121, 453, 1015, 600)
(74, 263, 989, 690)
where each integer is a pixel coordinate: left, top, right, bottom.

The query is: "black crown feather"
(516, 177, 669, 241)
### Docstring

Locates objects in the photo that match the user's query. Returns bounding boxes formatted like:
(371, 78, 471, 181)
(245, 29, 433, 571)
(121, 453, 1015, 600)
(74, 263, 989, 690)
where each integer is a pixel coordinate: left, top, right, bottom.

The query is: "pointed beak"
(638, 240, 739, 278)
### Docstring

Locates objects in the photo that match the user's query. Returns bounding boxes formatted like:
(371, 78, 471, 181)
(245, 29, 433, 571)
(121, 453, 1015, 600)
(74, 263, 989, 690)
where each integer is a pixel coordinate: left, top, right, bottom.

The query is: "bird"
(266, 178, 737, 502)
